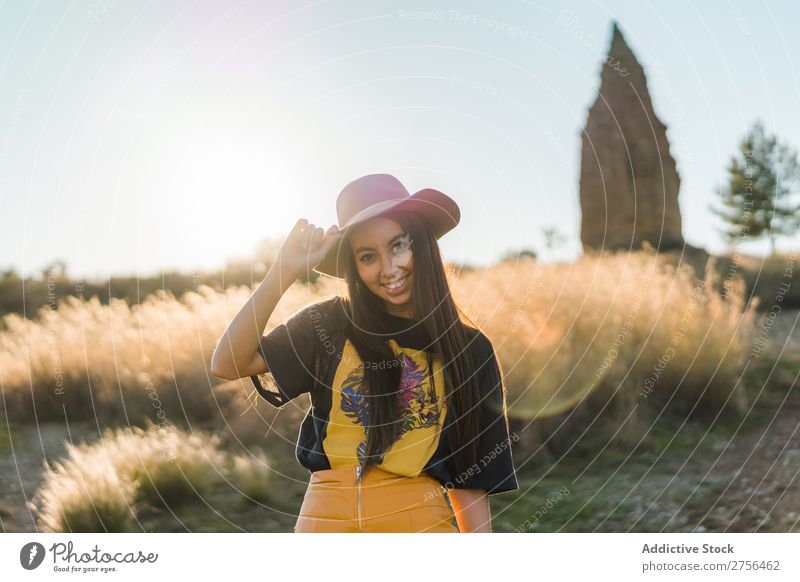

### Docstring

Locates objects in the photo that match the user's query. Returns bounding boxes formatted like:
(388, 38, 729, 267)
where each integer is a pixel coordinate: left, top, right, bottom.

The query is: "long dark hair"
(340, 208, 482, 477)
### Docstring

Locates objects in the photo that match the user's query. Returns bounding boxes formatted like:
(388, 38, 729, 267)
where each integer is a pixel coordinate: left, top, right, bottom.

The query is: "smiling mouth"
(382, 274, 409, 291)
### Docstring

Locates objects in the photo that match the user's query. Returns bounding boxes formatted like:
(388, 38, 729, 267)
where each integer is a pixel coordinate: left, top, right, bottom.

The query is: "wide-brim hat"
(313, 173, 461, 279)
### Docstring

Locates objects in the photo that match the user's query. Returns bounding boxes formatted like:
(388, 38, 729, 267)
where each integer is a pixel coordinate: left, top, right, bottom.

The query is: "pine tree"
(710, 120, 800, 255)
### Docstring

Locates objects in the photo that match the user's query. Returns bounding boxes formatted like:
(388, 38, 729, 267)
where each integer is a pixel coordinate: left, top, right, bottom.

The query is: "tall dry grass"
(29, 421, 273, 532)
(450, 248, 760, 450)
(2, 250, 760, 451)
(0, 278, 344, 431)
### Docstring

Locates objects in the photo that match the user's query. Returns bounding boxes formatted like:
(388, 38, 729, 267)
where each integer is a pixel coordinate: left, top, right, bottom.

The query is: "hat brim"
(312, 187, 460, 279)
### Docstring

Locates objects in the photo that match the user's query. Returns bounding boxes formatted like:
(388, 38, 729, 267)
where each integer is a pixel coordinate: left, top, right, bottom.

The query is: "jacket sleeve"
(449, 332, 519, 495)
(249, 300, 331, 408)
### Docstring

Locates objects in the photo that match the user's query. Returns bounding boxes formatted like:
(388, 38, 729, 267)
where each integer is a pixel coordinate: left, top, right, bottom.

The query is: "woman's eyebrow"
(354, 233, 405, 254)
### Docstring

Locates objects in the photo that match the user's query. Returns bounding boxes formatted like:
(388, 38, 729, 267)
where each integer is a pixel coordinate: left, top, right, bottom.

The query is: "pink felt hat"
(313, 173, 460, 279)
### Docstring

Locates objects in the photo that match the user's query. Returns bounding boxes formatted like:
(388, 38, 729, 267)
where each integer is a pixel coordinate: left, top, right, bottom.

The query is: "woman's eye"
(392, 235, 412, 255)
(359, 253, 374, 263)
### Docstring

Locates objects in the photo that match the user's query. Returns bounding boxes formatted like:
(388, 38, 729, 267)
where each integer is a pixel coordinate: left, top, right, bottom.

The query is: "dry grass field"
(2, 249, 797, 532)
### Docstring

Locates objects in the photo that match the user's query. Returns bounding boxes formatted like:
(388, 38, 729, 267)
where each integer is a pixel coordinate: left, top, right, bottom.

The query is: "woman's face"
(349, 216, 415, 318)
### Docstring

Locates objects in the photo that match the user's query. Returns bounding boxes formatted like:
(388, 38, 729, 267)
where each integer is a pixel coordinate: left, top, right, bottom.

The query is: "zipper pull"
(355, 465, 362, 481)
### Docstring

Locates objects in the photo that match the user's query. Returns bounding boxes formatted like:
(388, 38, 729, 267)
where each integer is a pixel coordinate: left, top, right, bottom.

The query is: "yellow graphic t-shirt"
(249, 296, 520, 496)
(323, 338, 447, 477)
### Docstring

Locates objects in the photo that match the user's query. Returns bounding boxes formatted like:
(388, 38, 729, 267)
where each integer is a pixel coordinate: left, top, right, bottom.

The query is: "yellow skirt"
(294, 465, 460, 533)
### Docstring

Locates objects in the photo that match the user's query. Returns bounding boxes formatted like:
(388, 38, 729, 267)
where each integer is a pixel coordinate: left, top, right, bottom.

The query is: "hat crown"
(314, 173, 460, 279)
(337, 173, 411, 226)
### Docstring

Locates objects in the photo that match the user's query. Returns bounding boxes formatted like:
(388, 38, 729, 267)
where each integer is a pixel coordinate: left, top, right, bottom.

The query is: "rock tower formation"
(580, 22, 684, 252)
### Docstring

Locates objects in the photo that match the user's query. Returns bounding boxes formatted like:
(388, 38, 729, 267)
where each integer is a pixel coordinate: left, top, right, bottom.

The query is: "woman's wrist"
(268, 261, 302, 290)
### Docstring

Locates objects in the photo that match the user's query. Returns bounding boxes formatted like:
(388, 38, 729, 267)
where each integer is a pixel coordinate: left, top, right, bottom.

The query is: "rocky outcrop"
(580, 21, 684, 252)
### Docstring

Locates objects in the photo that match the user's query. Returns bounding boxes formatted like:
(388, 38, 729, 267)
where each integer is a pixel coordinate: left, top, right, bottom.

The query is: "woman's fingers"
(290, 219, 310, 249)
(290, 218, 309, 239)
(306, 226, 342, 268)
(299, 222, 318, 250)
(286, 220, 342, 271)
(318, 227, 342, 254)
(302, 226, 320, 251)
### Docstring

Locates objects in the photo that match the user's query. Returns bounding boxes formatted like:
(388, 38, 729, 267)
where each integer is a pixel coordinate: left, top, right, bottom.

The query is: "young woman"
(211, 173, 518, 533)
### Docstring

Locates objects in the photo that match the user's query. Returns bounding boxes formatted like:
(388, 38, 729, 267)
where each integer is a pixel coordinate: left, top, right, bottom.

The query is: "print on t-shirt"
(324, 338, 447, 477)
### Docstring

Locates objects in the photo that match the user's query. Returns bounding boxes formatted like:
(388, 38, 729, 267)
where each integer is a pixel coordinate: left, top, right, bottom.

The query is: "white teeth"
(384, 275, 407, 290)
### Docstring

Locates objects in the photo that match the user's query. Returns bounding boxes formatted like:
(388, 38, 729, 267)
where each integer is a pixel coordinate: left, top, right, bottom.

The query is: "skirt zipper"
(355, 465, 363, 532)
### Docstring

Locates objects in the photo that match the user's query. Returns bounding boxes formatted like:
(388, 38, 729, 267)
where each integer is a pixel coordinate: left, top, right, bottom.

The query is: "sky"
(1, 0, 799, 281)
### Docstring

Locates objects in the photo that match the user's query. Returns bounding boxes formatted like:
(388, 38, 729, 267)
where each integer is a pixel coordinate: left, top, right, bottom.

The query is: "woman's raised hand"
(275, 218, 342, 279)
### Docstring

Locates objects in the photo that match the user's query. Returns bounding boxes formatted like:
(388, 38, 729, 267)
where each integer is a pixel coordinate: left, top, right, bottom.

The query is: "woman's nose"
(381, 253, 399, 276)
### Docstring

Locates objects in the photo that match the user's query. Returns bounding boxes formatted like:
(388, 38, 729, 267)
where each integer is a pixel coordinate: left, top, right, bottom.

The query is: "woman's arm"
(210, 262, 297, 380)
(210, 219, 341, 381)
(447, 488, 492, 533)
